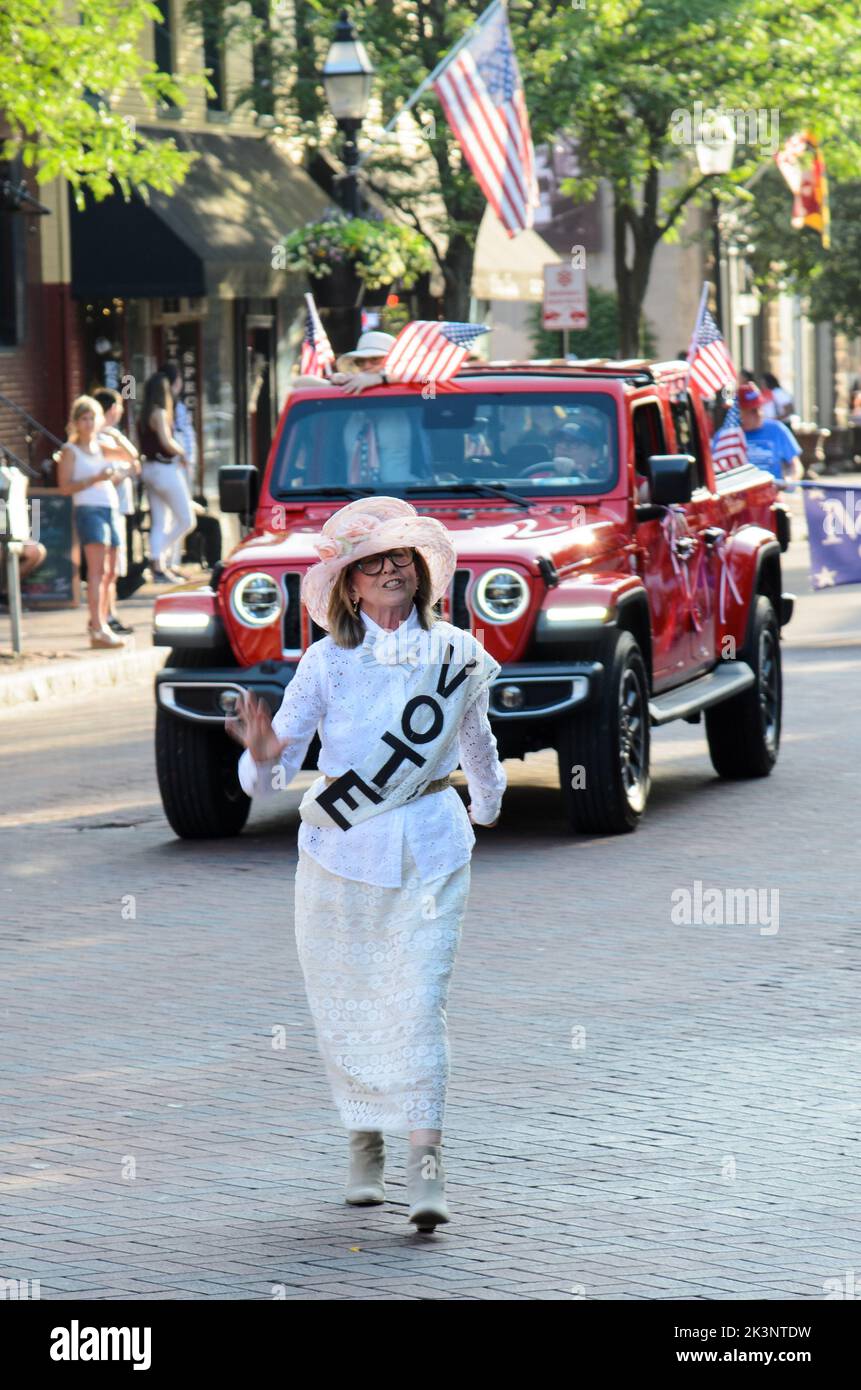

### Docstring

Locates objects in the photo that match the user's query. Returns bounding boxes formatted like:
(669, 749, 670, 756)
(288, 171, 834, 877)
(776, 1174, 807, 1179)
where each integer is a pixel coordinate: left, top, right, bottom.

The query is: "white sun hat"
(340, 330, 397, 360)
(301, 495, 457, 632)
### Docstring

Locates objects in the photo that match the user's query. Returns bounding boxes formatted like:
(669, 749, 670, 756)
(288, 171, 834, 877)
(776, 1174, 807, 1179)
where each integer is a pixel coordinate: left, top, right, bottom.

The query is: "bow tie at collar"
(365, 627, 426, 667)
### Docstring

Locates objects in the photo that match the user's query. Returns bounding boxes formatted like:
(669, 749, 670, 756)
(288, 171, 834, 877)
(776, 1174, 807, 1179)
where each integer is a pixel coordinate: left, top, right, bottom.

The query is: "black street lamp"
(322, 10, 375, 218)
(694, 112, 737, 332)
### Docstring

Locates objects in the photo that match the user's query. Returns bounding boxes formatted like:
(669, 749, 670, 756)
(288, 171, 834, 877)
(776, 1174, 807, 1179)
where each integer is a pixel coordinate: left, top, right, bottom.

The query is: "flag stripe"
(430, 2, 537, 235)
(383, 320, 489, 384)
(447, 57, 529, 221)
(435, 68, 524, 230)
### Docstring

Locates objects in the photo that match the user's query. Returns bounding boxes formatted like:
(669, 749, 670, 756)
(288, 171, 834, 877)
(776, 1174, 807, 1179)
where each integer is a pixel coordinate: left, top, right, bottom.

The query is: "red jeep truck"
(153, 360, 793, 838)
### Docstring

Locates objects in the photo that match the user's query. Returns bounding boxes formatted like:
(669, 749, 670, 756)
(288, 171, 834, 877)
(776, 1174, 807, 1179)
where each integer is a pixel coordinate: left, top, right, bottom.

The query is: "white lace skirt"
(293, 837, 470, 1136)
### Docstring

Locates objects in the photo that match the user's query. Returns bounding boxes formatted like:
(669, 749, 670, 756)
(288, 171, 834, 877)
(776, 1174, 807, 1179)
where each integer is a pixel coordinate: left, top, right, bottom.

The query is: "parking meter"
(0, 459, 30, 653)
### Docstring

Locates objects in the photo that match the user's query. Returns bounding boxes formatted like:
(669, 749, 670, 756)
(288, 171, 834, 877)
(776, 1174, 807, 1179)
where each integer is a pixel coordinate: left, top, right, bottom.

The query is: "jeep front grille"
(282, 573, 302, 653)
(297, 567, 472, 648)
(451, 569, 471, 630)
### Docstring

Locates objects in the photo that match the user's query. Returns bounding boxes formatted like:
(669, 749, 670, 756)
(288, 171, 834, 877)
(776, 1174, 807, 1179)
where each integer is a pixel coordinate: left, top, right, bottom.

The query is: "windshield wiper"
(405, 482, 531, 510)
(278, 486, 377, 498)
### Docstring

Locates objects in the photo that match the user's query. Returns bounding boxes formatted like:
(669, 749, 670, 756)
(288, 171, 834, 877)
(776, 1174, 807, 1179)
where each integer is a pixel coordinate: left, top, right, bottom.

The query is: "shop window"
(251, 0, 274, 119)
(0, 167, 27, 348)
(154, 2, 174, 76)
(202, 0, 227, 114)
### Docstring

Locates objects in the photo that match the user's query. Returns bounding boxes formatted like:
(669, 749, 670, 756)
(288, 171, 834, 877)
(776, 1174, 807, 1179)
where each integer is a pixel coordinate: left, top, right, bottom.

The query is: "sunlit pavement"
(1, 564, 859, 1300)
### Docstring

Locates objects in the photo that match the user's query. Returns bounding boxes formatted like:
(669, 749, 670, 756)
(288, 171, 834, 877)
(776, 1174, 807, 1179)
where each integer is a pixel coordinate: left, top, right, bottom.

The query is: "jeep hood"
(226, 497, 629, 576)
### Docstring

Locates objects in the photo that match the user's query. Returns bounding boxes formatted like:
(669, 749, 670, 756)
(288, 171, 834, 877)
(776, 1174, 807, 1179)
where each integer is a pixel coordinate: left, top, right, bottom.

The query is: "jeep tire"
(155, 648, 251, 839)
(557, 630, 651, 834)
(705, 595, 781, 779)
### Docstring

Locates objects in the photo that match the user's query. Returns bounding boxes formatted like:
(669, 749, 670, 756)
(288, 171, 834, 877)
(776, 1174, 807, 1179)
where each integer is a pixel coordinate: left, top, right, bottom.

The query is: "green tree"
(0, 0, 197, 201)
(739, 166, 861, 339)
(190, 0, 501, 318)
(526, 0, 861, 354)
(190, 1, 861, 344)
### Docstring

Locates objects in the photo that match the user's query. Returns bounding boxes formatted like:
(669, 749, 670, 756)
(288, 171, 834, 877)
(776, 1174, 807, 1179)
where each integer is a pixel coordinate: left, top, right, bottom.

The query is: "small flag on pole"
(710, 397, 748, 474)
(687, 304, 737, 397)
(774, 131, 831, 249)
(433, 0, 538, 236)
(300, 292, 335, 377)
(383, 320, 489, 384)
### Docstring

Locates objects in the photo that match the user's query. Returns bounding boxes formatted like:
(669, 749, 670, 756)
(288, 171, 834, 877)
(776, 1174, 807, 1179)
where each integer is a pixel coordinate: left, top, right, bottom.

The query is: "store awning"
(69, 128, 331, 299)
(472, 206, 562, 303)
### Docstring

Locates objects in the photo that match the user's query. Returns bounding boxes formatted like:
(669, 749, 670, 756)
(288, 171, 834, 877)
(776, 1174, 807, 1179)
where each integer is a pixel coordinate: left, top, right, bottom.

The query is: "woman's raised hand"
(225, 690, 291, 764)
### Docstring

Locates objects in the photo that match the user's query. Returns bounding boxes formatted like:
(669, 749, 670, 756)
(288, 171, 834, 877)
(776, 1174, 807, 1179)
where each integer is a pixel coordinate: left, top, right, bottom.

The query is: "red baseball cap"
(738, 383, 763, 407)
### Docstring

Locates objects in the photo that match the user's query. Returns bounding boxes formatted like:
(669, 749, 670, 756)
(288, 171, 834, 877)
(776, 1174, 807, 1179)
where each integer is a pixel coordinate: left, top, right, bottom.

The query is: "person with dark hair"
(158, 363, 201, 571)
(138, 371, 195, 583)
(762, 372, 794, 421)
(93, 387, 139, 633)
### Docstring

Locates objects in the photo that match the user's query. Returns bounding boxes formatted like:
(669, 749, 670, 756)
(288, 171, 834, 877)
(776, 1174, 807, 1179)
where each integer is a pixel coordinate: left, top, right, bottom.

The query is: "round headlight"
(474, 568, 530, 623)
(231, 572, 283, 627)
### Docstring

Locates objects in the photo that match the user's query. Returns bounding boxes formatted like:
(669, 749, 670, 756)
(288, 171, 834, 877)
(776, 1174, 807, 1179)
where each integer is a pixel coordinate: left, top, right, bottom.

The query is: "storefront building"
(67, 127, 330, 500)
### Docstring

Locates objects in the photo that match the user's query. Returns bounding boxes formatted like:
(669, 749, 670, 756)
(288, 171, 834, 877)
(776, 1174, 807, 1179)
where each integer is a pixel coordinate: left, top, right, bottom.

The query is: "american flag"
(433, 0, 538, 236)
(687, 307, 737, 397)
(383, 320, 489, 384)
(711, 398, 748, 474)
(348, 418, 381, 486)
(300, 292, 334, 377)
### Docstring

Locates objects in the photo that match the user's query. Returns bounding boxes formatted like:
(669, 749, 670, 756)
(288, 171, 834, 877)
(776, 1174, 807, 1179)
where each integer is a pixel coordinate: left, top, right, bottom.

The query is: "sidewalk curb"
(0, 645, 167, 711)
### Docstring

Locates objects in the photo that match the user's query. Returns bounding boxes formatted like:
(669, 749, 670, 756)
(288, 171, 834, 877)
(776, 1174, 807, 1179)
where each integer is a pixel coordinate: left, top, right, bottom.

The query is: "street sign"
(542, 264, 588, 331)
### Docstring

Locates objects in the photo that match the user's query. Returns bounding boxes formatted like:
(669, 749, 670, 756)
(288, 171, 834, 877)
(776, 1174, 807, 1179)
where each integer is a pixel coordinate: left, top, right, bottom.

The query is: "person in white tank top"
(56, 395, 138, 648)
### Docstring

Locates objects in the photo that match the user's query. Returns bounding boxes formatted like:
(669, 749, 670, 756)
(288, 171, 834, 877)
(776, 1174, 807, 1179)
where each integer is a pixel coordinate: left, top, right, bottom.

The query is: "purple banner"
(802, 484, 861, 589)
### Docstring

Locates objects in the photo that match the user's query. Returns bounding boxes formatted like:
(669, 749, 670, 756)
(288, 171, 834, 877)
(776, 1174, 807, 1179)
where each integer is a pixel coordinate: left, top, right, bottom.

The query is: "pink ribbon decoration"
(660, 505, 703, 633)
(714, 532, 743, 624)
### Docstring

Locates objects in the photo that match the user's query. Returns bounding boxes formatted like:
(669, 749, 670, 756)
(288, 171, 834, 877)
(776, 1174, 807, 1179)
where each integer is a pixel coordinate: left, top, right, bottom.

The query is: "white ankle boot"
(406, 1143, 450, 1232)
(345, 1130, 386, 1205)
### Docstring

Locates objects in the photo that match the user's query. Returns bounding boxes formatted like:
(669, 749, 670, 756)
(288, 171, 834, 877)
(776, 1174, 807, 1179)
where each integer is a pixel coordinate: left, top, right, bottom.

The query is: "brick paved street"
(1, 572, 860, 1300)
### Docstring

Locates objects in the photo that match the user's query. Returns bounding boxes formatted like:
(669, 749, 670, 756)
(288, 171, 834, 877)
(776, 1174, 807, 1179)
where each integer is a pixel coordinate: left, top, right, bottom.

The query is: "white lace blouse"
(237, 604, 507, 887)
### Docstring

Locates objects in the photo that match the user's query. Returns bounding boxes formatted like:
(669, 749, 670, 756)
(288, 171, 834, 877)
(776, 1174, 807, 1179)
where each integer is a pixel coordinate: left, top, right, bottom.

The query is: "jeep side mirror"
(645, 454, 694, 506)
(219, 465, 259, 518)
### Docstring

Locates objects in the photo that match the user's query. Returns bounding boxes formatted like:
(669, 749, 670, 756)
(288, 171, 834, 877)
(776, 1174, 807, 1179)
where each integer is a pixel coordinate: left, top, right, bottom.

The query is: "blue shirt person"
(738, 383, 802, 483)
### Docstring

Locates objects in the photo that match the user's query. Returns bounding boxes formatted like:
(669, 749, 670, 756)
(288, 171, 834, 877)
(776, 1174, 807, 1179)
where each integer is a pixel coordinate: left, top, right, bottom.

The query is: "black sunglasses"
(353, 548, 416, 576)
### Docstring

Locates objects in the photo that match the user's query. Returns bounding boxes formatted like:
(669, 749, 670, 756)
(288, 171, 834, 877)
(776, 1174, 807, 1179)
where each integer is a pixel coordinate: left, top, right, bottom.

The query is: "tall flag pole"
(360, 0, 538, 237)
(774, 131, 831, 249)
(300, 292, 335, 378)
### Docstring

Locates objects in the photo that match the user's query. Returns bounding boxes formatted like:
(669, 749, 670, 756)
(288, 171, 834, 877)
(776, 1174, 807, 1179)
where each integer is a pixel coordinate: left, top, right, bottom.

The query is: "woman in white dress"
(226, 496, 506, 1233)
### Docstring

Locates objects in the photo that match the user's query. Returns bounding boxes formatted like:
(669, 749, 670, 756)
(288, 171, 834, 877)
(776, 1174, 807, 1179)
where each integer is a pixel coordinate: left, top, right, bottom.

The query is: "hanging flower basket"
(280, 215, 432, 304)
(309, 263, 363, 309)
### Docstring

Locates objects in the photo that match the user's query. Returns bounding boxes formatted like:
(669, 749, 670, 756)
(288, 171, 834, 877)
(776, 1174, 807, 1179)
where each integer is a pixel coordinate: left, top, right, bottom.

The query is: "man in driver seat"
(525, 421, 609, 483)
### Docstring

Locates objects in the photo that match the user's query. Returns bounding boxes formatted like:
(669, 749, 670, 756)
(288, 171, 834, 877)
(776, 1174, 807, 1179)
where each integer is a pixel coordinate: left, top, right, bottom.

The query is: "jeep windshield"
(269, 391, 620, 498)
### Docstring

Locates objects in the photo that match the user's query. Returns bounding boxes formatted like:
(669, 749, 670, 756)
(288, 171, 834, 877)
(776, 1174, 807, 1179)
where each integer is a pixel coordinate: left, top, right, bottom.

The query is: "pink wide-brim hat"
(301, 496, 458, 631)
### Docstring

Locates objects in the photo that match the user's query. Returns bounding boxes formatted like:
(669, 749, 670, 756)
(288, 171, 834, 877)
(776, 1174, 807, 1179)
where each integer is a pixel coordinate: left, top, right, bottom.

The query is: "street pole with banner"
(543, 264, 588, 355)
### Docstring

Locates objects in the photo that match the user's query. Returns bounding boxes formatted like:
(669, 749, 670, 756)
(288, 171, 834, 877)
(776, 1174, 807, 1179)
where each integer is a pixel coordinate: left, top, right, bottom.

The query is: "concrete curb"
(0, 645, 167, 711)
